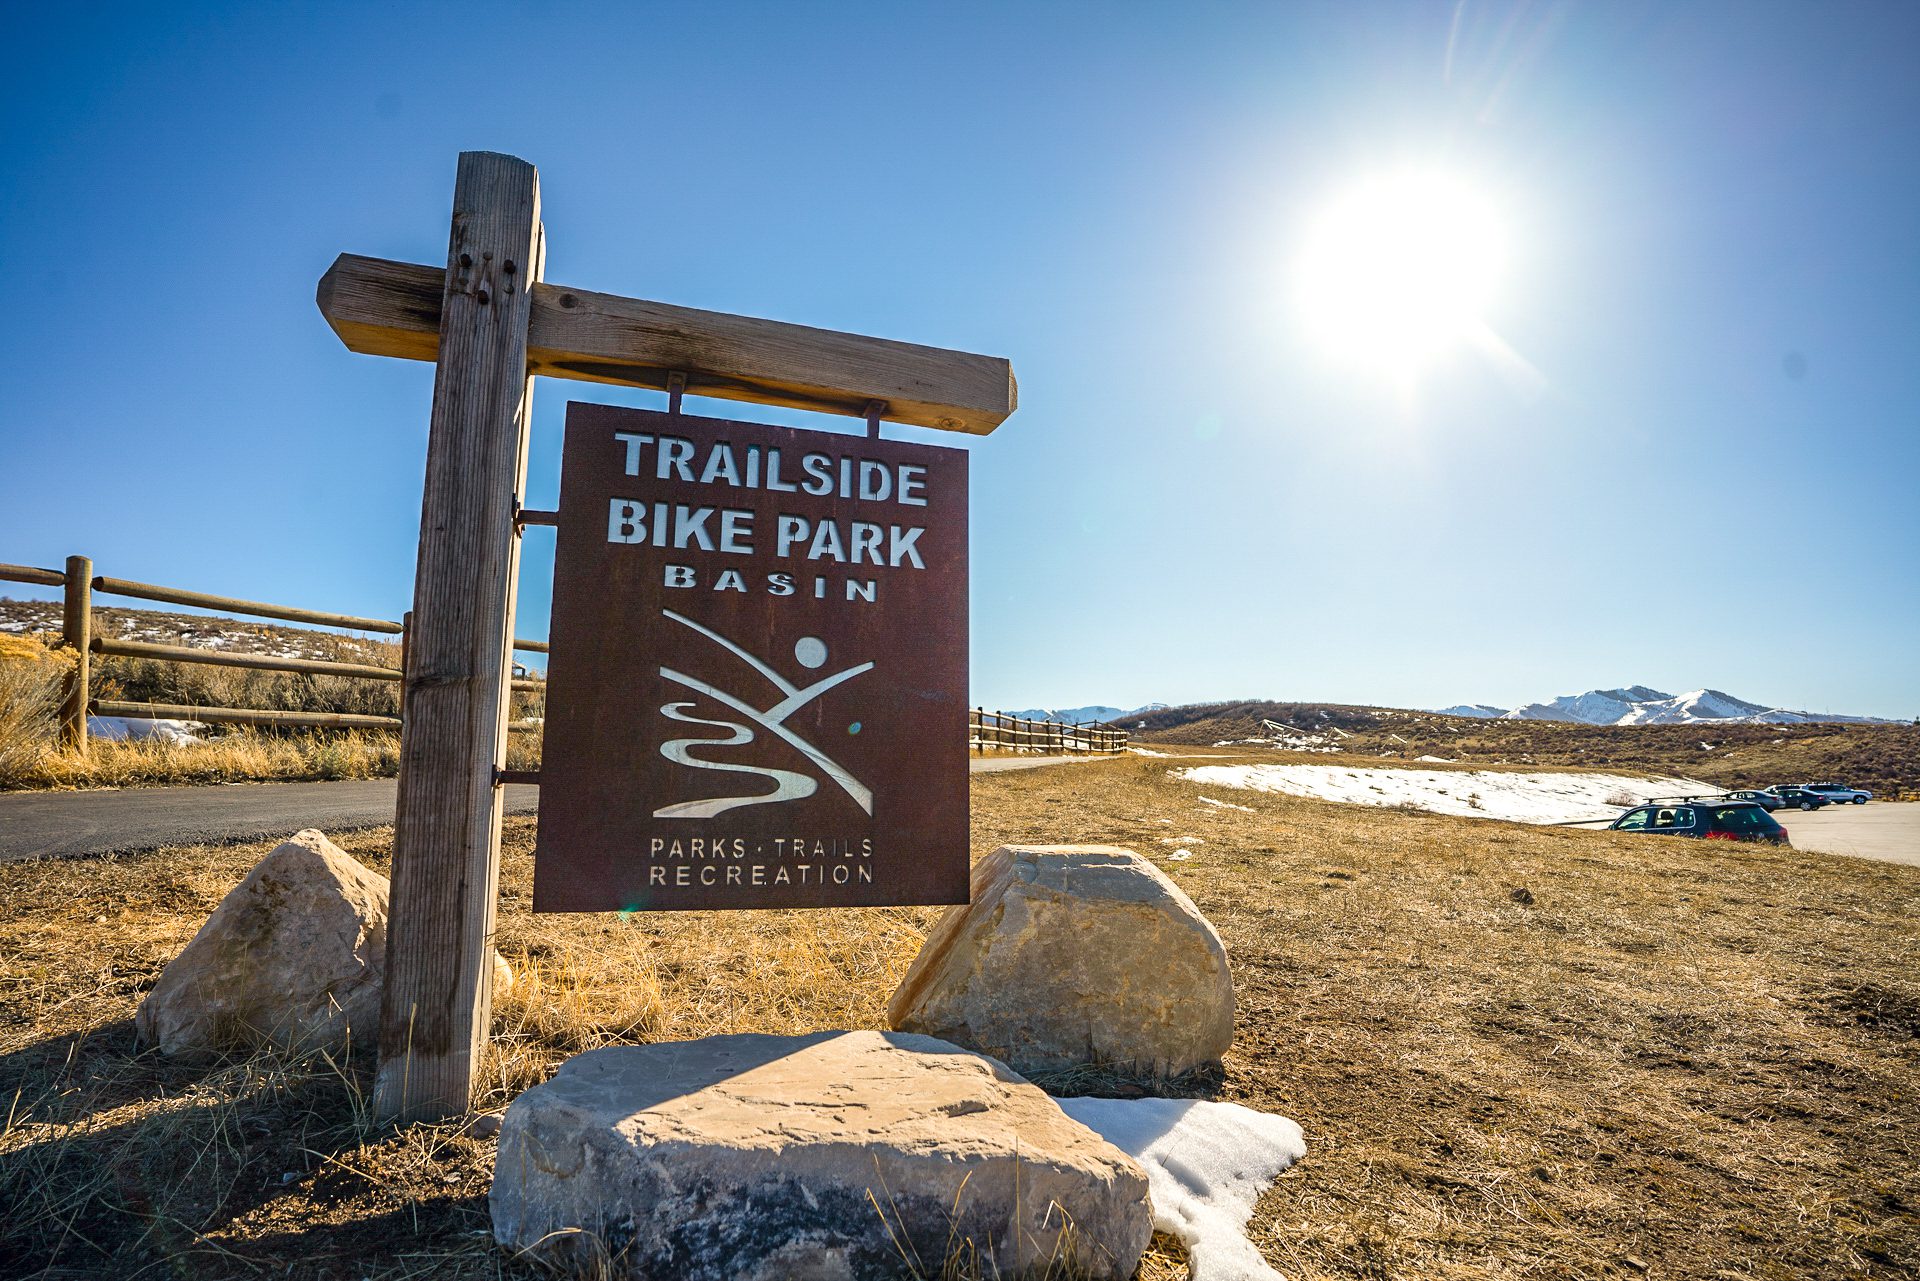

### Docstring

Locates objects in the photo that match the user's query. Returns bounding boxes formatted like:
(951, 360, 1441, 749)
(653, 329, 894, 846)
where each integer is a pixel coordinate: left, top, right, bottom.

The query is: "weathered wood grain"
(318, 254, 1017, 434)
(375, 152, 543, 1123)
(0, 562, 67, 588)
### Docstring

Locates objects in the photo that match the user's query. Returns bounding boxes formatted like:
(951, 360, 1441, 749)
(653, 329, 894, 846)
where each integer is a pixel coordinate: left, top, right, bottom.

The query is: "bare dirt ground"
(3, 753, 1916, 1278)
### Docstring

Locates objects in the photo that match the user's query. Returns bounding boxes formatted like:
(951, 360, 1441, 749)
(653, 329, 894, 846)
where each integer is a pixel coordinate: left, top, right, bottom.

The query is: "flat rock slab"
(888, 845, 1235, 1079)
(490, 1030, 1152, 1280)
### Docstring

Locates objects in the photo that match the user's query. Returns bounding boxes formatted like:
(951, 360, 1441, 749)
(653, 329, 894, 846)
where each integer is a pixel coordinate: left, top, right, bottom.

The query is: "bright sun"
(1295, 167, 1509, 375)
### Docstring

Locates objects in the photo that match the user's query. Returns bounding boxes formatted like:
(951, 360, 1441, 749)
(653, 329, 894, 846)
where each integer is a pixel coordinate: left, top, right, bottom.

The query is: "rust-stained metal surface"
(534, 403, 969, 911)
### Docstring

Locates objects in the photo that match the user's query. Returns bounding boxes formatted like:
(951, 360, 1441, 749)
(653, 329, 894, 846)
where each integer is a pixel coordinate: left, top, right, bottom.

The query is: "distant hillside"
(0, 598, 398, 665)
(1134, 699, 1920, 796)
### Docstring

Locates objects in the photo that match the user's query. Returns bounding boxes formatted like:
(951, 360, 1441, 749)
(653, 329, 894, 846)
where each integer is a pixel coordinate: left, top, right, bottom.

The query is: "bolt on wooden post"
(61, 555, 91, 751)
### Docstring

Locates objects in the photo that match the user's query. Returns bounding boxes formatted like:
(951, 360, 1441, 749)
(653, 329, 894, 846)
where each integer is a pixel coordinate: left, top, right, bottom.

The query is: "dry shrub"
(0, 637, 69, 785)
(12, 727, 405, 791)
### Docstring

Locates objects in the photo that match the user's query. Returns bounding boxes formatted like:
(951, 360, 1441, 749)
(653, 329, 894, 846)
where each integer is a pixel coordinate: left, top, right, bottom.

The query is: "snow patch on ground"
(1129, 747, 1172, 757)
(1060, 1096, 1304, 1281)
(1175, 764, 1720, 825)
(88, 716, 206, 745)
(1196, 795, 1253, 812)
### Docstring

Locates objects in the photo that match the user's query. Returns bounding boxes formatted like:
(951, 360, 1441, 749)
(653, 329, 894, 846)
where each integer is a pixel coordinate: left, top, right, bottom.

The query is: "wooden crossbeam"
(316, 254, 1016, 434)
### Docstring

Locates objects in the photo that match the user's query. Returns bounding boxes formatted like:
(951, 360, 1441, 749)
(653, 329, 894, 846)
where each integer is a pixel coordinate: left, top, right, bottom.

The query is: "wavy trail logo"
(653, 610, 874, 819)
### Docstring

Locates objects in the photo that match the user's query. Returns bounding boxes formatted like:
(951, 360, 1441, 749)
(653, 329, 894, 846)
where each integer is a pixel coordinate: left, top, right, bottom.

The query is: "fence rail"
(6, 559, 1129, 758)
(1, 557, 549, 750)
(969, 707, 1128, 755)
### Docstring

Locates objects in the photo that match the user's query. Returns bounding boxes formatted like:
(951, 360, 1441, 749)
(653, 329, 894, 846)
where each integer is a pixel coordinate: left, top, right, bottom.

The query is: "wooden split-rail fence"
(0, 556, 548, 751)
(969, 707, 1128, 755)
(3, 558, 1131, 758)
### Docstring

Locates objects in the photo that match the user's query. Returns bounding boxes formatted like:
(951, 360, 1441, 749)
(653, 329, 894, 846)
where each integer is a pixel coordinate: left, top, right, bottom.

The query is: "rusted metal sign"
(533, 403, 969, 911)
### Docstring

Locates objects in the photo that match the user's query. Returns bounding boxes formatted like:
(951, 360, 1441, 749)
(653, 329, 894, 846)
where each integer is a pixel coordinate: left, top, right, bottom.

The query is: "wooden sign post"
(319, 151, 1014, 1122)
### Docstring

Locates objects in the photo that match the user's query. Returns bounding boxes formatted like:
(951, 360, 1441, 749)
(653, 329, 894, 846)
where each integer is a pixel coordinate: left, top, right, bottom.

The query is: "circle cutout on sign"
(794, 636, 828, 669)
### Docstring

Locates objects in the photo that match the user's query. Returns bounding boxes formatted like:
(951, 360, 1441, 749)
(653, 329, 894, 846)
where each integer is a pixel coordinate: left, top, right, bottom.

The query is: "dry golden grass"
(8, 729, 542, 793)
(10, 729, 405, 791)
(2, 756, 1916, 1277)
(973, 758, 1920, 1278)
(0, 646, 65, 786)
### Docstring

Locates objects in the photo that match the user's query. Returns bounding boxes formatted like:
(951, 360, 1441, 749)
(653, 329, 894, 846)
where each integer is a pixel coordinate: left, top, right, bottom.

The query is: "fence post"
(61, 555, 92, 752)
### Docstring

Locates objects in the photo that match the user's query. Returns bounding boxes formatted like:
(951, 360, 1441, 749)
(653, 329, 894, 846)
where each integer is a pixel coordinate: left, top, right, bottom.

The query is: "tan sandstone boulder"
(490, 1030, 1153, 1280)
(136, 829, 510, 1056)
(887, 844, 1233, 1079)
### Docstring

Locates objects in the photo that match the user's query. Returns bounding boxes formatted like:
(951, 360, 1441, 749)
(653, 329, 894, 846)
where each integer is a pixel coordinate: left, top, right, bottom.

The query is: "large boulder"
(887, 844, 1233, 1079)
(136, 829, 508, 1056)
(490, 1030, 1153, 1280)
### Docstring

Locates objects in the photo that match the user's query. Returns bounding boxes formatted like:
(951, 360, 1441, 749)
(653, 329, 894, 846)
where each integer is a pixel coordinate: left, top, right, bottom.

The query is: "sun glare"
(1295, 167, 1509, 376)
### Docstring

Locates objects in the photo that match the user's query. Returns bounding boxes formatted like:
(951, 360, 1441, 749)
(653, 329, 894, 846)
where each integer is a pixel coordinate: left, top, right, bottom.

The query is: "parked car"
(1609, 801, 1790, 845)
(1804, 781, 1873, 805)
(1761, 785, 1830, 811)
(1721, 788, 1784, 811)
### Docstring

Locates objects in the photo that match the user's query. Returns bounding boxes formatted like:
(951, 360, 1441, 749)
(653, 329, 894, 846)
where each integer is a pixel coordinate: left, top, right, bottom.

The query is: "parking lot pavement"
(1777, 803, 1920, 867)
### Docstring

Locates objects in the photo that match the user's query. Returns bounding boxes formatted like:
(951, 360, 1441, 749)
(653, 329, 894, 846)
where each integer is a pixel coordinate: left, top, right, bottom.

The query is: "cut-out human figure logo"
(653, 609, 874, 819)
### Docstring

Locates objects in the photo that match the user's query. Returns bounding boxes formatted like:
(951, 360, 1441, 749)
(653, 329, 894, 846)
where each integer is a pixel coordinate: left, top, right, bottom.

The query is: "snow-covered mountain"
(1005, 702, 1169, 726)
(1436, 686, 1894, 726)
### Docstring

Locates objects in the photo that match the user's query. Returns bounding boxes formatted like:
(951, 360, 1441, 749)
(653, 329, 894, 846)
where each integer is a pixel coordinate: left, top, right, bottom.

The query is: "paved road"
(1774, 803, 1920, 867)
(0, 753, 1115, 862)
(0, 780, 542, 861)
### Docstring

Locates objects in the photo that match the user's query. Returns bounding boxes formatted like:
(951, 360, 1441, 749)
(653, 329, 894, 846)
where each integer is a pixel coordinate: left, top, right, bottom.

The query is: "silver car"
(1804, 781, 1873, 805)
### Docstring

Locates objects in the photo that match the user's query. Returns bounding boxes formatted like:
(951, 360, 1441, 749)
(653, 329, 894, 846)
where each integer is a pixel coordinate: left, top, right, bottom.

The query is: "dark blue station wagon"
(1609, 801, 1790, 845)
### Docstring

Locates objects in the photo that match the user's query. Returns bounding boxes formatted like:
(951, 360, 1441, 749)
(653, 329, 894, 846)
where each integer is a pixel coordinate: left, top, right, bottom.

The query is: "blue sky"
(3, 1, 1915, 717)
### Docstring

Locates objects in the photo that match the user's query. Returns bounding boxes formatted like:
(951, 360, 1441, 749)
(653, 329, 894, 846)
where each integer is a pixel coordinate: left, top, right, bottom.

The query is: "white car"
(1804, 782, 1873, 805)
